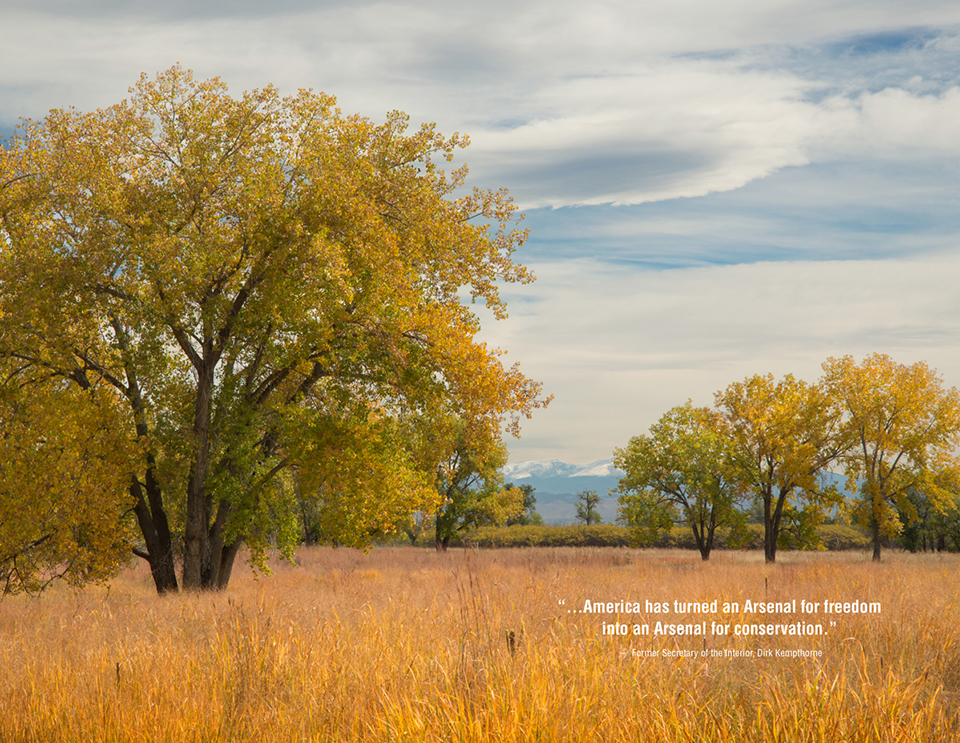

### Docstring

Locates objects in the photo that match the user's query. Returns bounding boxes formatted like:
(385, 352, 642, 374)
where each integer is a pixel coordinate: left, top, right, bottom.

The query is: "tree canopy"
(0, 66, 548, 593)
(715, 373, 844, 563)
(821, 354, 960, 561)
(614, 402, 747, 560)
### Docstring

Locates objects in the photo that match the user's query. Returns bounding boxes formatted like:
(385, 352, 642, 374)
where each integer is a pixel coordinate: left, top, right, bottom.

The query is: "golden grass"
(1, 547, 957, 742)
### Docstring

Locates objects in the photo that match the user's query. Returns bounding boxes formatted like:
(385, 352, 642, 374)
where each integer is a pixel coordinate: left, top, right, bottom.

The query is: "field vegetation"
(461, 523, 873, 550)
(1, 546, 956, 742)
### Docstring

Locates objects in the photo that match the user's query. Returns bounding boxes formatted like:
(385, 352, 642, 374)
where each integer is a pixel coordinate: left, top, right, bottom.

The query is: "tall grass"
(0, 548, 956, 741)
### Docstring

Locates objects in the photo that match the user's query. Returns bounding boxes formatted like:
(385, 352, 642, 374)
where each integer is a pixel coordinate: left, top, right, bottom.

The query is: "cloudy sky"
(2, 0, 957, 465)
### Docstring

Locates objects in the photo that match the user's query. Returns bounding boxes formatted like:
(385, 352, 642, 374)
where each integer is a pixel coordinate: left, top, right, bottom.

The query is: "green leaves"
(615, 402, 745, 559)
(0, 66, 549, 592)
(431, 420, 523, 550)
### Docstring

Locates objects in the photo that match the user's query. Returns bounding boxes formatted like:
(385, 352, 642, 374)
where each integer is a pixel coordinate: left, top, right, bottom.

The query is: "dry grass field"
(0, 546, 957, 742)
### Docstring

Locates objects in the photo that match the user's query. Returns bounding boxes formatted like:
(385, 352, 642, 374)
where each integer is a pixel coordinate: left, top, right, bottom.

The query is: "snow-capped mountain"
(570, 460, 624, 478)
(502, 458, 623, 480)
(501, 459, 625, 524)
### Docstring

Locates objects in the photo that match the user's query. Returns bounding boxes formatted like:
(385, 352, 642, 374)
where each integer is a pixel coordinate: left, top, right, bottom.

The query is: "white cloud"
(481, 253, 960, 461)
(816, 86, 960, 156)
(464, 66, 958, 208)
(466, 62, 819, 207)
(2, 4, 955, 211)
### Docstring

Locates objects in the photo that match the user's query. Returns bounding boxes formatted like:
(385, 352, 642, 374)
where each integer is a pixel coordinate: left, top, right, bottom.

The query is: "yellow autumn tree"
(821, 354, 960, 561)
(716, 374, 845, 563)
(0, 66, 548, 593)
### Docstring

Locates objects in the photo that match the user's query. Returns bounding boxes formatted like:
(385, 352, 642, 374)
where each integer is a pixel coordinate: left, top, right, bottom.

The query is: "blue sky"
(2, 0, 957, 464)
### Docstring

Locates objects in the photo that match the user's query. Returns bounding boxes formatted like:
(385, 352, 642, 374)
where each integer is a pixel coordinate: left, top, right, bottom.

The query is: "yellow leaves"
(499, 485, 528, 522)
(823, 354, 960, 459)
(704, 356, 960, 559)
(0, 66, 549, 589)
(821, 354, 960, 542)
(0, 381, 140, 594)
(716, 373, 839, 488)
(282, 399, 439, 549)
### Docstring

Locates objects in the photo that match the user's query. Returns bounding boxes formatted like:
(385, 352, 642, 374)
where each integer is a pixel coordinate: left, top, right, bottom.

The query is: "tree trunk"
(126, 374, 179, 593)
(870, 513, 883, 561)
(130, 477, 179, 594)
(764, 495, 778, 564)
(216, 540, 243, 589)
(700, 510, 716, 561)
(765, 487, 791, 564)
(691, 517, 711, 561)
(435, 508, 448, 551)
(182, 478, 209, 590)
(201, 498, 233, 588)
(764, 521, 777, 563)
(183, 366, 215, 590)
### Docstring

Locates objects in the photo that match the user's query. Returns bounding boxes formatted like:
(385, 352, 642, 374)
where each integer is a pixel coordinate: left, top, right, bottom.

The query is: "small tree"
(433, 425, 524, 550)
(614, 402, 746, 560)
(575, 490, 603, 525)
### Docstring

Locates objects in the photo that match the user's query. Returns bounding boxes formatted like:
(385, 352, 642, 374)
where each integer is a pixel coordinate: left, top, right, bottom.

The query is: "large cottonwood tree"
(0, 67, 547, 593)
(821, 354, 960, 561)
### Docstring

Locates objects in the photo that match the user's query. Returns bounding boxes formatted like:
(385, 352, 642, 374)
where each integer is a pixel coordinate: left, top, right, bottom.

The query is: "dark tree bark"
(216, 540, 243, 589)
(763, 484, 789, 564)
(130, 476, 178, 594)
(691, 509, 718, 561)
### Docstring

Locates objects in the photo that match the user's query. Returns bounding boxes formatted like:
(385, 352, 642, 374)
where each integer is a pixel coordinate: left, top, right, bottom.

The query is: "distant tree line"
(614, 354, 960, 562)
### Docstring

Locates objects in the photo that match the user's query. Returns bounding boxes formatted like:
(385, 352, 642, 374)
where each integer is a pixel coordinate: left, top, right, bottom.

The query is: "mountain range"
(502, 459, 625, 524)
(502, 459, 623, 480)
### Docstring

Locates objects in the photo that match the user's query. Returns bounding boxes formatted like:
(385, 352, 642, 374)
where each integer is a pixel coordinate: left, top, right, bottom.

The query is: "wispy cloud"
(516, 155, 958, 267)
